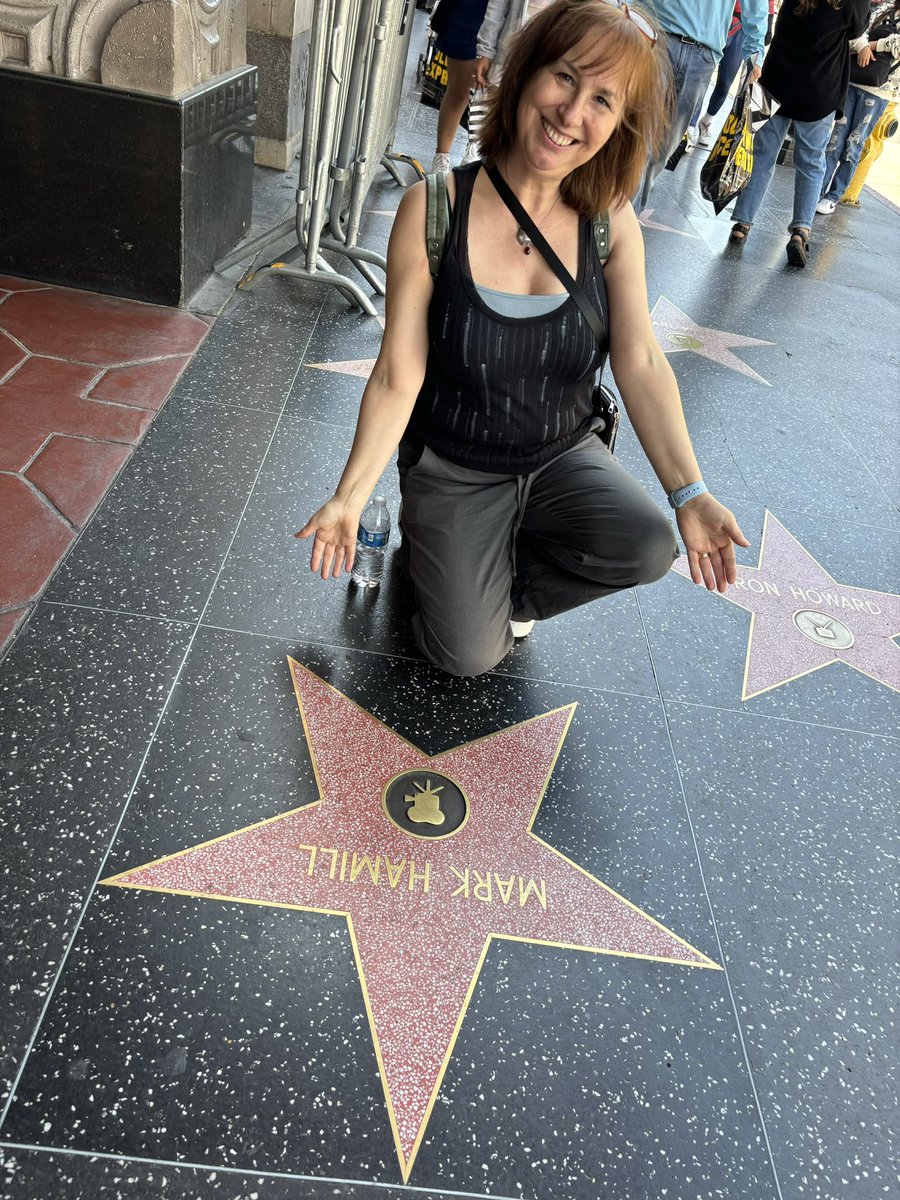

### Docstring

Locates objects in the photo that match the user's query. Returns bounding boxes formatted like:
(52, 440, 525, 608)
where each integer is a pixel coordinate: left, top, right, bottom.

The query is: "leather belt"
(668, 32, 704, 47)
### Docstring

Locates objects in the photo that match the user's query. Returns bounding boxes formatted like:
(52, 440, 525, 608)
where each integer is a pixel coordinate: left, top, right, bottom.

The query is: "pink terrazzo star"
(638, 209, 702, 240)
(104, 663, 717, 1181)
(306, 316, 384, 379)
(651, 296, 775, 384)
(305, 356, 375, 379)
(672, 511, 900, 700)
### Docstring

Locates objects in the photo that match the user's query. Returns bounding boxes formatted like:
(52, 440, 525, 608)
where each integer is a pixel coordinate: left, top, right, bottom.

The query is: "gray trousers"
(398, 432, 678, 677)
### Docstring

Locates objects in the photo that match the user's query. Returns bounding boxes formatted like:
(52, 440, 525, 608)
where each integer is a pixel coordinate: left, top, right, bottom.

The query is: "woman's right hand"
(294, 497, 361, 580)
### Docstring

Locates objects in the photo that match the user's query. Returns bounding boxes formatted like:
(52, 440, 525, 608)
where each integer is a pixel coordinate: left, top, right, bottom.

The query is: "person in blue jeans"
(817, 3, 900, 213)
(729, 0, 869, 268)
(634, 0, 767, 212)
(817, 89, 889, 211)
(689, 3, 745, 149)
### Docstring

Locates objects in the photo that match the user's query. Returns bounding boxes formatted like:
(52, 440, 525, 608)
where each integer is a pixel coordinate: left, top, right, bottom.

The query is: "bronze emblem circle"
(382, 768, 469, 840)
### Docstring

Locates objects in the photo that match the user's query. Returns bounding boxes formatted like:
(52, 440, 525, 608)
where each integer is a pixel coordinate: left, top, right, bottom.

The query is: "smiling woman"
(297, 0, 751, 677)
(478, 0, 672, 213)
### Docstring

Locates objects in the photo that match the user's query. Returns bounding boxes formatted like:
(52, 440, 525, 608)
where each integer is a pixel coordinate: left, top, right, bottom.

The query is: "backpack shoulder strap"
(425, 171, 451, 280)
(591, 210, 610, 265)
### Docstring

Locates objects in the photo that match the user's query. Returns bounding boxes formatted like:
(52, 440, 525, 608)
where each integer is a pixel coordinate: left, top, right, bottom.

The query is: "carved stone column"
(246, 0, 311, 170)
(0, 0, 258, 304)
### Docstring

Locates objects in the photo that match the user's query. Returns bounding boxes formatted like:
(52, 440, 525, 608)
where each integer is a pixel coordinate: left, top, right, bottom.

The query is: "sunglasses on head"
(601, 0, 658, 44)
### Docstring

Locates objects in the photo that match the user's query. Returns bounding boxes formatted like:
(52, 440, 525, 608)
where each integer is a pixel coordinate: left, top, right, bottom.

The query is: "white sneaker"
(816, 197, 837, 215)
(430, 152, 451, 173)
(510, 619, 535, 639)
(461, 140, 481, 165)
(697, 117, 713, 148)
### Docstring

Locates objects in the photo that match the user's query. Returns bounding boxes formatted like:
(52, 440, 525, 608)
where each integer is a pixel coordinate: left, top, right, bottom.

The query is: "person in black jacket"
(729, 0, 870, 267)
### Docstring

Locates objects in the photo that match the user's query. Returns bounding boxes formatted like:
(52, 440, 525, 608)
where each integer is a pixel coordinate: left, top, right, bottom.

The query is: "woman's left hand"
(676, 495, 750, 593)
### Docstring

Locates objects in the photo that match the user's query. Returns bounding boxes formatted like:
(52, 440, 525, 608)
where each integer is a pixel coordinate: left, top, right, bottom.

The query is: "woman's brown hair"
(477, 0, 673, 215)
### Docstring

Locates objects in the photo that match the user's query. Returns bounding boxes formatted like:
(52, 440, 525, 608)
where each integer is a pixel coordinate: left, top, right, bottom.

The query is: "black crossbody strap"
(486, 165, 606, 347)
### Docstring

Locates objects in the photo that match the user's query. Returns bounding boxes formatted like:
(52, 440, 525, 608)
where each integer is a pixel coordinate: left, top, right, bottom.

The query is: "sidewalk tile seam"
(656, 695, 900, 744)
(6, 280, 215, 327)
(0, 326, 31, 355)
(0, 1141, 515, 1200)
(0, 357, 30, 389)
(43, 600, 196, 628)
(0, 346, 199, 373)
(13, 472, 78, 537)
(17, 431, 145, 475)
(634, 593, 787, 1200)
(165, 392, 301, 417)
(197, 618, 665, 703)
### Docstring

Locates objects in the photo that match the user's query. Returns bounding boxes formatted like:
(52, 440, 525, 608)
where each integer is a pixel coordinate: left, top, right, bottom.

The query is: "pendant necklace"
(516, 192, 563, 255)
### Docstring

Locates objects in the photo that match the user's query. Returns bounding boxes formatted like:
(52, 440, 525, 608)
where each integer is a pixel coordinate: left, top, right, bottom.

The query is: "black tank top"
(408, 162, 610, 474)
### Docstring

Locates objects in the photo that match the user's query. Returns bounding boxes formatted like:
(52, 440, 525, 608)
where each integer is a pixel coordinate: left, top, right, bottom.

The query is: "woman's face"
(515, 31, 629, 178)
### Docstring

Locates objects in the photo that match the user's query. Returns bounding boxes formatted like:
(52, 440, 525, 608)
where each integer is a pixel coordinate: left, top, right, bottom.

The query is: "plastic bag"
(750, 81, 780, 130)
(701, 78, 755, 214)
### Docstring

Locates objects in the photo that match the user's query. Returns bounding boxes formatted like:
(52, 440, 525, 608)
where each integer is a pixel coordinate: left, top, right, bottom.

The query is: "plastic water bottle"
(351, 496, 391, 588)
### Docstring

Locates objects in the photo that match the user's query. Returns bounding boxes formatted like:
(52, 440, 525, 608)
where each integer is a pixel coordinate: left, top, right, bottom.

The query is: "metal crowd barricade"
(215, 0, 423, 317)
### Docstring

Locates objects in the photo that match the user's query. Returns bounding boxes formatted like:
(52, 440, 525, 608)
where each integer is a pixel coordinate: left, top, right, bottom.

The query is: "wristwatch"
(667, 481, 708, 509)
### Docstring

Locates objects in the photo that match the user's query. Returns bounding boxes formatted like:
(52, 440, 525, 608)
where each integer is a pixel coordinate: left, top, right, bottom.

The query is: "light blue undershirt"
(475, 283, 567, 318)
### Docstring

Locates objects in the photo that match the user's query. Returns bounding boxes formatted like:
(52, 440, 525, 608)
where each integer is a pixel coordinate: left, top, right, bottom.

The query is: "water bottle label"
(358, 526, 389, 549)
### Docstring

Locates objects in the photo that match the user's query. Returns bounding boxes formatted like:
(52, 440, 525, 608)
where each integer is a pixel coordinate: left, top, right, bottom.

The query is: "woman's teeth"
(542, 118, 575, 147)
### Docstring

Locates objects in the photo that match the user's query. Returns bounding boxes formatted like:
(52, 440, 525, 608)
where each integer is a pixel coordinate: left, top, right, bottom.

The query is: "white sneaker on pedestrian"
(510, 619, 535, 639)
(816, 197, 837, 215)
(684, 126, 697, 154)
(430, 152, 451, 173)
(461, 140, 481, 165)
(697, 116, 713, 148)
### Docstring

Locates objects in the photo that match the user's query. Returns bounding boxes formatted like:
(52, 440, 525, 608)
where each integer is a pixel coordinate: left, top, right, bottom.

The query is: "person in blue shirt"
(635, 0, 768, 212)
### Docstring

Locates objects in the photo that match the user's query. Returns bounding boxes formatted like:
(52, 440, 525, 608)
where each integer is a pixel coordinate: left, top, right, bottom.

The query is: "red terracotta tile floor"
(0, 276, 210, 657)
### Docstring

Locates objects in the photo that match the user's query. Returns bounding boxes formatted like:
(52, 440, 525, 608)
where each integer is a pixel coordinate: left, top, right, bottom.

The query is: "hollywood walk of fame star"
(306, 356, 376, 379)
(638, 209, 702, 240)
(671, 510, 900, 700)
(306, 317, 384, 379)
(103, 663, 718, 1181)
(651, 296, 775, 385)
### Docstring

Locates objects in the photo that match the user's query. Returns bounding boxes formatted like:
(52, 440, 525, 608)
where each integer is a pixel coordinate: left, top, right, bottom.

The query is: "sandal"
(786, 229, 809, 267)
(729, 222, 751, 244)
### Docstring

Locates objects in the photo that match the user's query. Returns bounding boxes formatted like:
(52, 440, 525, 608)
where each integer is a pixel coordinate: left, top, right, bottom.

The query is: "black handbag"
(485, 166, 620, 452)
(850, 18, 899, 88)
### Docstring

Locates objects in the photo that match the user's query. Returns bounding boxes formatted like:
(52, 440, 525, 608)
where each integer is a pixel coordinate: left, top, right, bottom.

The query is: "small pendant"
(516, 226, 532, 254)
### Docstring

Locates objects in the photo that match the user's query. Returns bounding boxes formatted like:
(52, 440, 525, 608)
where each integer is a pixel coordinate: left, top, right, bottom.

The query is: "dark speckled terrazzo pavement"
(1, 14, 898, 1200)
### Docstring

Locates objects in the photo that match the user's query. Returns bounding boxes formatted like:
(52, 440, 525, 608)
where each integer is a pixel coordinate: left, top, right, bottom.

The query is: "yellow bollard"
(841, 101, 898, 205)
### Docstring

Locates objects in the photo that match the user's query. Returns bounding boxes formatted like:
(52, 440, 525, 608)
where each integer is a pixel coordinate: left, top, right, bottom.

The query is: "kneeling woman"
(298, 0, 748, 677)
